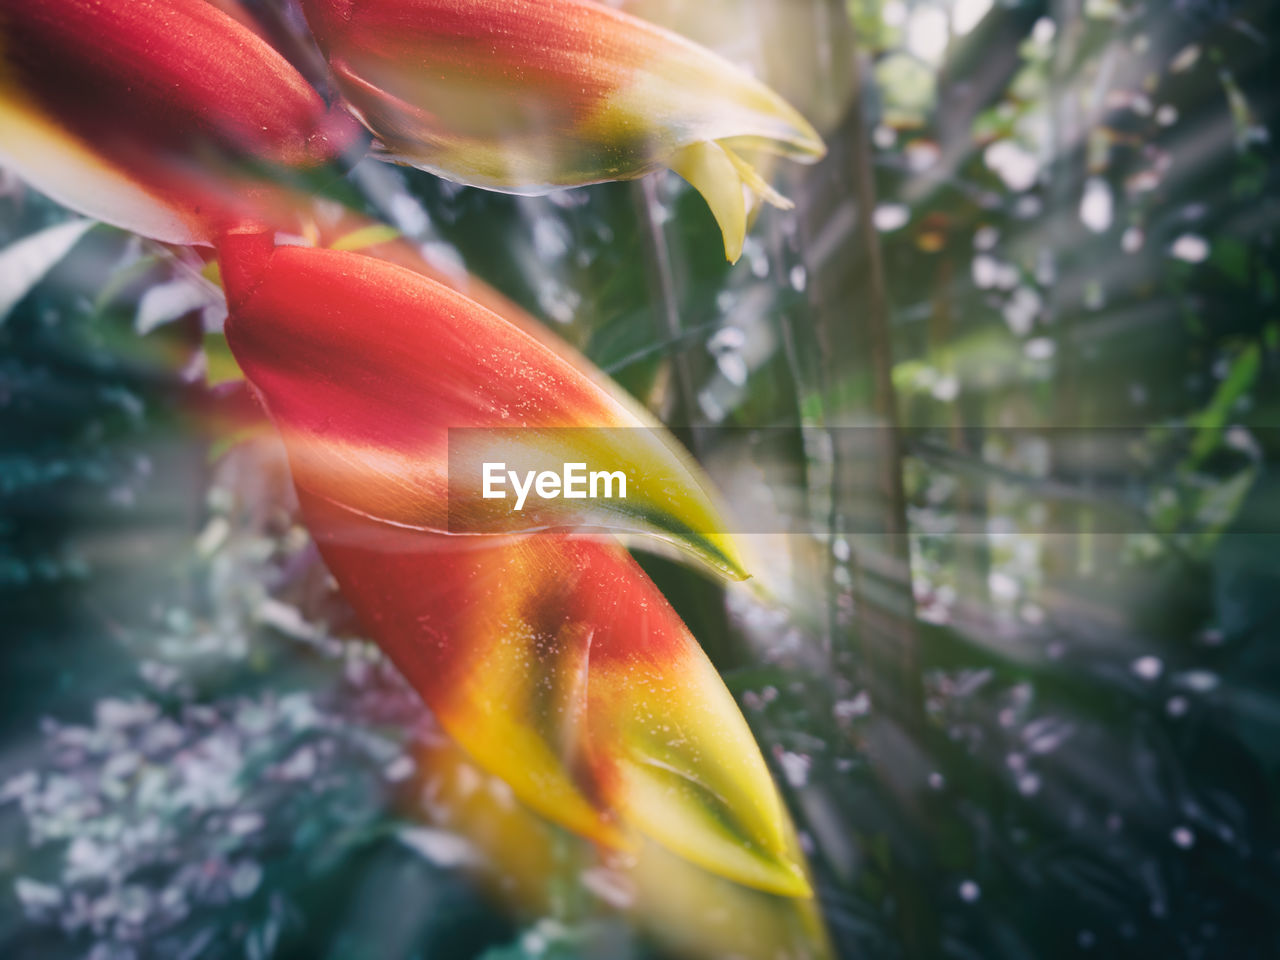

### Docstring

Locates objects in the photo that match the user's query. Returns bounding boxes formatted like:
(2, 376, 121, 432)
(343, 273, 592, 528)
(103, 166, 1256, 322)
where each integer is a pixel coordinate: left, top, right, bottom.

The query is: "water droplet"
(1169, 234, 1209, 263)
(1170, 45, 1201, 73)
(1025, 337, 1056, 360)
(581, 867, 635, 908)
(1080, 177, 1113, 233)
(777, 750, 811, 788)
(717, 353, 749, 387)
(834, 691, 871, 721)
(1174, 670, 1219, 693)
(1131, 656, 1163, 681)
(906, 5, 949, 62)
(1002, 287, 1042, 336)
(873, 125, 897, 149)
(873, 204, 910, 232)
(906, 140, 941, 173)
(985, 140, 1039, 192)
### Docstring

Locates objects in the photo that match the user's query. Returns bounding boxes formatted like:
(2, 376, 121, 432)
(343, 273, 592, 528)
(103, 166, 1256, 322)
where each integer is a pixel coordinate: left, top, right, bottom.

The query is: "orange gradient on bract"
(305, 490, 810, 897)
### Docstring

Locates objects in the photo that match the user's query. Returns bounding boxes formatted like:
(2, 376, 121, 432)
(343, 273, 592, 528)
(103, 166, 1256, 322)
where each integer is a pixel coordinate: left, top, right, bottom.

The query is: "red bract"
(297, 0, 825, 261)
(217, 229, 747, 579)
(303, 493, 811, 897)
(215, 229, 808, 894)
(0, 0, 361, 244)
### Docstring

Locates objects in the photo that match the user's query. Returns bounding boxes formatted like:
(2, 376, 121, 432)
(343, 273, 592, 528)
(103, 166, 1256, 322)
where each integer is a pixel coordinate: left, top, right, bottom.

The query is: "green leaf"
(0, 219, 95, 321)
(1188, 343, 1260, 464)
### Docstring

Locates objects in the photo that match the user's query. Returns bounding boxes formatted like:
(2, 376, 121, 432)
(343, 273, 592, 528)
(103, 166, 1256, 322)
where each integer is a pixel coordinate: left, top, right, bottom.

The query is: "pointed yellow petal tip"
(671, 140, 746, 262)
(671, 140, 808, 262)
(599, 637, 813, 897)
(783, 865, 816, 899)
(613, 741, 812, 896)
(649, 527, 750, 582)
(726, 146, 795, 211)
(749, 853, 814, 899)
(708, 534, 752, 582)
(779, 109, 828, 163)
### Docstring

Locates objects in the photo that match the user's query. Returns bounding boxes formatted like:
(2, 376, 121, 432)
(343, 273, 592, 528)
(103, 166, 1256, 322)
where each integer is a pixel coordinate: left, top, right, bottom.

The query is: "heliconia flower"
(304, 490, 811, 897)
(0, 0, 361, 245)
(296, 0, 826, 262)
(217, 229, 748, 580)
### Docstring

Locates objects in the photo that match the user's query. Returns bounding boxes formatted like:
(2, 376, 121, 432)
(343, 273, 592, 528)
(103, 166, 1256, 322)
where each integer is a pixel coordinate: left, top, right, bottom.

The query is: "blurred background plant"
(1, 0, 1278, 958)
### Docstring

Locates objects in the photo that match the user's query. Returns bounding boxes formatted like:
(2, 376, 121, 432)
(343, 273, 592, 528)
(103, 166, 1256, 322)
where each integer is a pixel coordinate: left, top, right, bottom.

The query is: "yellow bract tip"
(671, 140, 800, 263)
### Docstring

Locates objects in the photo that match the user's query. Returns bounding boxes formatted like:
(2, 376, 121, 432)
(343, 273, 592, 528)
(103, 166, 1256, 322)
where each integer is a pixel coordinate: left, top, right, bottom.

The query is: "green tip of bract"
(691, 529, 753, 582)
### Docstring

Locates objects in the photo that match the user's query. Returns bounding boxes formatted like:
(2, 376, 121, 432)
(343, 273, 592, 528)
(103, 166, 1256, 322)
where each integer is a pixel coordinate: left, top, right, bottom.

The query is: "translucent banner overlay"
(447, 426, 1278, 536)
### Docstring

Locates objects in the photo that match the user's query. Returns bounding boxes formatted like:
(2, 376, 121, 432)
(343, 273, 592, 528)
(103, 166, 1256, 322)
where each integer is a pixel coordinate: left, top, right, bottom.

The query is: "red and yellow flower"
(1, 0, 820, 905)
(216, 230, 808, 895)
(0, 0, 359, 244)
(308, 495, 810, 897)
(298, 0, 826, 261)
